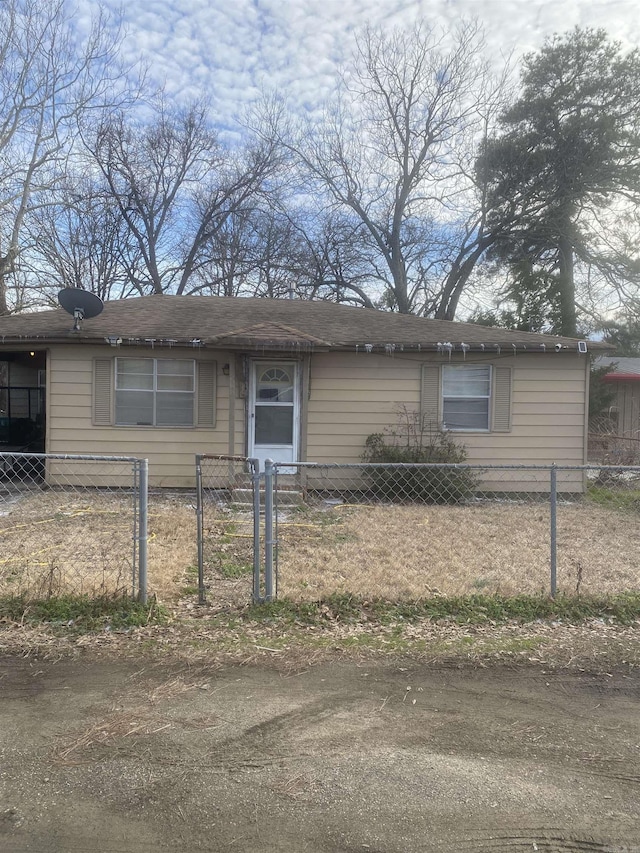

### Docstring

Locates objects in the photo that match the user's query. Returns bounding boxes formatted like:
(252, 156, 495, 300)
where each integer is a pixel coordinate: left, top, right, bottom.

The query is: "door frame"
(247, 359, 301, 467)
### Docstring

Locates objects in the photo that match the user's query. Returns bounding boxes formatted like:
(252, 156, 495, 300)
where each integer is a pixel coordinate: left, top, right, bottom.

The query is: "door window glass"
(257, 367, 293, 403)
(255, 406, 294, 444)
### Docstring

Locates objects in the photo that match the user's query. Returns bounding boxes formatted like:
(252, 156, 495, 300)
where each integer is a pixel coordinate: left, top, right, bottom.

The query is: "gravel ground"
(1, 621, 640, 852)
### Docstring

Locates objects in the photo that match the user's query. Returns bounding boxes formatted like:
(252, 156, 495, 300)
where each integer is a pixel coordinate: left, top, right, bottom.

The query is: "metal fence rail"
(267, 461, 640, 601)
(195, 454, 261, 605)
(0, 452, 148, 602)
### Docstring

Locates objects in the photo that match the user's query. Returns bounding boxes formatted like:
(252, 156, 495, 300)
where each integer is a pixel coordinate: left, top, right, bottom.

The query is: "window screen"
(115, 358, 195, 426)
(442, 365, 491, 430)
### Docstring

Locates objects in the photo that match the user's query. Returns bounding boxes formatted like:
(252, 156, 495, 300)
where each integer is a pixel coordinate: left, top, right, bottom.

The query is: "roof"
(595, 356, 640, 382)
(0, 294, 607, 354)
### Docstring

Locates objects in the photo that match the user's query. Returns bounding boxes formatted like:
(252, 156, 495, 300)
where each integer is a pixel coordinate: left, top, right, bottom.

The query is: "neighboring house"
(591, 358, 640, 458)
(0, 295, 603, 488)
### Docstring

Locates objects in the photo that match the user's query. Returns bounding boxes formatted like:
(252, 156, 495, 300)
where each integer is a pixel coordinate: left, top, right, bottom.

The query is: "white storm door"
(248, 361, 300, 468)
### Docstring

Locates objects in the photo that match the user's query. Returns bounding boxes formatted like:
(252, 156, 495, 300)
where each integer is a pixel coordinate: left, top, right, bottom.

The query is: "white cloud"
(83, 0, 640, 129)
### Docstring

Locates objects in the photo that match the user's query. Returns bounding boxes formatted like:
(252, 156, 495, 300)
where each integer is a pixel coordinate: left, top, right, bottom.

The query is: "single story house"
(0, 294, 603, 489)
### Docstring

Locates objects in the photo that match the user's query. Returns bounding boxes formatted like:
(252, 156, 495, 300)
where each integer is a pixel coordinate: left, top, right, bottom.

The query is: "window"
(442, 365, 491, 431)
(115, 358, 195, 426)
(257, 366, 293, 402)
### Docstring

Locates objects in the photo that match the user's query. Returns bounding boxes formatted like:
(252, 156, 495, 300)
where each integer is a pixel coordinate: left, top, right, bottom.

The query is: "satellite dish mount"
(57, 288, 104, 331)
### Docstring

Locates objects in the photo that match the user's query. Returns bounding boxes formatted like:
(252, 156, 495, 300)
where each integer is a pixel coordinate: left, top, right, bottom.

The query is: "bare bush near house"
(275, 502, 640, 601)
(588, 420, 640, 465)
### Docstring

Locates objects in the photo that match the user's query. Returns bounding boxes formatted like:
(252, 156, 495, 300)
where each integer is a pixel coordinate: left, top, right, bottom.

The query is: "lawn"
(274, 497, 640, 600)
(1, 487, 639, 605)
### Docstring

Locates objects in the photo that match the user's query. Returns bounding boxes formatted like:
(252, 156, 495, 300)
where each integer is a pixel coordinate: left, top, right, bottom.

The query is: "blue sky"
(86, 0, 640, 128)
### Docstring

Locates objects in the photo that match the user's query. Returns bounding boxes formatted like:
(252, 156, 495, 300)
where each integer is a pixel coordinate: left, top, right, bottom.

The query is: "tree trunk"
(435, 236, 495, 320)
(391, 253, 411, 313)
(0, 252, 16, 315)
(557, 227, 576, 337)
(0, 281, 8, 316)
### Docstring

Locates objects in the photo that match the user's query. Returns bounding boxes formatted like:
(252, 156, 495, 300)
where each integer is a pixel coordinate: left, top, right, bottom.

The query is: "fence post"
(195, 455, 206, 605)
(264, 458, 274, 602)
(250, 459, 262, 603)
(138, 458, 149, 605)
(550, 463, 557, 598)
(132, 459, 139, 597)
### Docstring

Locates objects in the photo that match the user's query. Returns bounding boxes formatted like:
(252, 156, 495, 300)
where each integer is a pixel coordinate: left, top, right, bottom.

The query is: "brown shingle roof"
(0, 294, 607, 353)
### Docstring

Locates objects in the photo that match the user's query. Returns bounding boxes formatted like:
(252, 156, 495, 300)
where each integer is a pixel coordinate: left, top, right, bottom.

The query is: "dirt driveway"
(1, 655, 639, 852)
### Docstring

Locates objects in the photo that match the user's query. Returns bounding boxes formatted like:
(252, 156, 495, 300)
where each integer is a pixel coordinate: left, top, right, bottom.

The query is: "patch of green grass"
(235, 592, 640, 627)
(243, 593, 363, 625)
(219, 557, 253, 579)
(0, 593, 165, 632)
(587, 484, 640, 512)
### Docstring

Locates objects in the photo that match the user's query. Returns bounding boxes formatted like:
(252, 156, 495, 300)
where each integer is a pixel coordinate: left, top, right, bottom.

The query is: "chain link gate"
(0, 452, 148, 602)
(195, 455, 263, 605)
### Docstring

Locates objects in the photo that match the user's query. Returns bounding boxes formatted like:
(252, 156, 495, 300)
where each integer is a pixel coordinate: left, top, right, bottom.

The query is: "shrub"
(362, 408, 478, 503)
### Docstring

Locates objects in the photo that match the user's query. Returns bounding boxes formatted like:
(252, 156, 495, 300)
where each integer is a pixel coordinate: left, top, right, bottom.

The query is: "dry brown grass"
(2, 488, 639, 605)
(0, 490, 135, 598)
(0, 489, 201, 601)
(147, 496, 255, 607)
(0, 487, 251, 605)
(275, 501, 640, 600)
(146, 494, 198, 602)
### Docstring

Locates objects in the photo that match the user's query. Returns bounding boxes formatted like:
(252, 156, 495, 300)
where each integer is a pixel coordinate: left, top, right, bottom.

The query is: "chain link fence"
(10, 451, 635, 608)
(589, 415, 640, 465)
(267, 461, 640, 602)
(0, 452, 147, 601)
(196, 455, 261, 606)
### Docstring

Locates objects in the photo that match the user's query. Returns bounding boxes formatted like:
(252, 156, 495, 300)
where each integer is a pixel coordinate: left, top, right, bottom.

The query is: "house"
(594, 357, 640, 434)
(0, 294, 603, 489)
(590, 357, 640, 461)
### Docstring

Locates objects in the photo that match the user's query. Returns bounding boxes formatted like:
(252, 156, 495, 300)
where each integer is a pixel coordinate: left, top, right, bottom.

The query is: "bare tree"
(90, 99, 282, 295)
(190, 204, 308, 299)
(25, 173, 143, 302)
(0, 0, 134, 313)
(191, 210, 259, 297)
(291, 211, 377, 307)
(278, 21, 501, 315)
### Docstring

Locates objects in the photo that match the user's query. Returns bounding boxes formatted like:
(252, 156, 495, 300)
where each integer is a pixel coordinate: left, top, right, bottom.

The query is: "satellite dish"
(58, 288, 104, 331)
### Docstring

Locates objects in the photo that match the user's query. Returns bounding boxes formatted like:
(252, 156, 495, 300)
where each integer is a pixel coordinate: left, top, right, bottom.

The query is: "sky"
(87, 0, 640, 129)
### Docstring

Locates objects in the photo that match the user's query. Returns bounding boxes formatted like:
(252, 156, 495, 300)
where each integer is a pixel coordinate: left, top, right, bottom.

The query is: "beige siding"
(43, 345, 589, 489)
(306, 353, 418, 465)
(305, 352, 589, 476)
(47, 345, 235, 487)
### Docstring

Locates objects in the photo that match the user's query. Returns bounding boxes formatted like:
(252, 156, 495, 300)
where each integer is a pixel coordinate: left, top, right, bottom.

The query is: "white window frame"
(115, 357, 196, 427)
(442, 364, 492, 432)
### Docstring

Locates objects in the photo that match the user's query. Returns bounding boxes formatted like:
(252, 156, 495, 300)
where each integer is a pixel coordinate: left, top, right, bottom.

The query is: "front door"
(248, 361, 300, 469)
